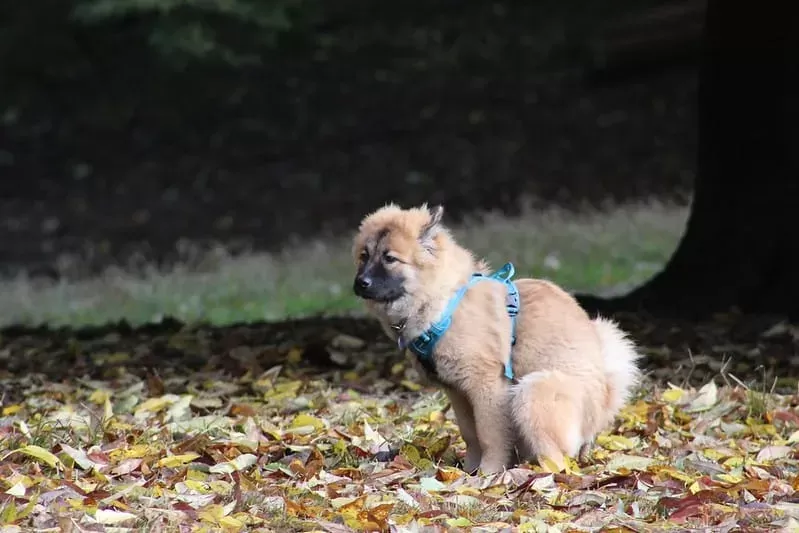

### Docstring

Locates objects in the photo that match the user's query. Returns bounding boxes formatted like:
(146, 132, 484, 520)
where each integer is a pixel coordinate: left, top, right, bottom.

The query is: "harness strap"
(403, 262, 520, 381)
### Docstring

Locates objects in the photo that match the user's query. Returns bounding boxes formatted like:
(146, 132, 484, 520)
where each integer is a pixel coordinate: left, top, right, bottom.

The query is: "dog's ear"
(419, 204, 444, 251)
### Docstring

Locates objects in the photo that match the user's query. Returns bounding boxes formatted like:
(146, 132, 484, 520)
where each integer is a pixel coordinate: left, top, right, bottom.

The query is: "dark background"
(1, 0, 699, 279)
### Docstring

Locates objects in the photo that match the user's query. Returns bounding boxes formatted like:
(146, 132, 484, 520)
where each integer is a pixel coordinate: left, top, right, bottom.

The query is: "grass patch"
(0, 199, 688, 328)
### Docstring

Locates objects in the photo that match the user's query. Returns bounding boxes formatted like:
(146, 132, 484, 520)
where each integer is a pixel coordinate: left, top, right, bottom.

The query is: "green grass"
(0, 199, 689, 328)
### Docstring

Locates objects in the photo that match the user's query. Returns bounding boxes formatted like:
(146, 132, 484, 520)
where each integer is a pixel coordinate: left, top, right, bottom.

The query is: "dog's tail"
(509, 369, 582, 472)
(592, 316, 642, 418)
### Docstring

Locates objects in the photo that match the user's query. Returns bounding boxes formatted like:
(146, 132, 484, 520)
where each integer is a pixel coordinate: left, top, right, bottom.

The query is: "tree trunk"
(579, 0, 799, 320)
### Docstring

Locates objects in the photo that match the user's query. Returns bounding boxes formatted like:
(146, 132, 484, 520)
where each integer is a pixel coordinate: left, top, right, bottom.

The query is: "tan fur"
(352, 203, 642, 474)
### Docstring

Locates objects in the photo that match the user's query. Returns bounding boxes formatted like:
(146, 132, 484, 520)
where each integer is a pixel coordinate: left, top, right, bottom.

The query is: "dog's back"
(513, 278, 606, 376)
(508, 277, 641, 469)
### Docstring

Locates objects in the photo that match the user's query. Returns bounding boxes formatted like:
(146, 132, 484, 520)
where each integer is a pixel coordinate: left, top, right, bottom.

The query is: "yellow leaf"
(256, 379, 300, 399)
(716, 473, 744, 484)
(788, 429, 799, 444)
(89, 389, 112, 405)
(287, 347, 303, 364)
(207, 480, 233, 495)
(2, 404, 22, 416)
(218, 515, 244, 530)
(518, 519, 550, 533)
(5, 473, 33, 490)
(135, 395, 182, 418)
(1, 499, 17, 523)
(110, 444, 154, 459)
(605, 454, 655, 472)
(701, 448, 732, 461)
(187, 469, 208, 482)
(539, 456, 564, 473)
(652, 465, 695, 484)
(288, 413, 326, 432)
(16, 493, 38, 522)
(74, 479, 99, 494)
(199, 504, 226, 523)
(428, 411, 444, 424)
(5, 445, 64, 470)
(661, 387, 685, 403)
(157, 453, 200, 468)
(182, 480, 210, 493)
(723, 456, 744, 468)
(596, 434, 640, 451)
(532, 509, 573, 523)
(401, 380, 422, 391)
(399, 444, 426, 469)
(426, 435, 451, 459)
(746, 421, 779, 438)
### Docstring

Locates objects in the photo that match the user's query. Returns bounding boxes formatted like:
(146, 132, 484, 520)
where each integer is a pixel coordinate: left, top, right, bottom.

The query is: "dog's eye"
(383, 253, 399, 264)
(359, 250, 369, 262)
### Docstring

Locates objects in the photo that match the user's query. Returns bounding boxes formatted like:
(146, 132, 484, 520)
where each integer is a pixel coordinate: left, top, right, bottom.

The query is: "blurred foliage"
(0, 0, 670, 77)
(71, 0, 321, 66)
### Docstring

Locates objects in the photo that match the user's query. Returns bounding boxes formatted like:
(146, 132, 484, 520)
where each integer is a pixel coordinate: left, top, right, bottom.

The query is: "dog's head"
(351, 203, 445, 303)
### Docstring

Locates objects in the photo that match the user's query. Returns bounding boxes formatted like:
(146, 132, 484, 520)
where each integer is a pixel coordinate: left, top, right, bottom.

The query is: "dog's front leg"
(468, 381, 513, 474)
(446, 388, 481, 473)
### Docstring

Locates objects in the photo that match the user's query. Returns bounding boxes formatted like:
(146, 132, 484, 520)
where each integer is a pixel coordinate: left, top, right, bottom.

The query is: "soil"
(1, 1, 697, 280)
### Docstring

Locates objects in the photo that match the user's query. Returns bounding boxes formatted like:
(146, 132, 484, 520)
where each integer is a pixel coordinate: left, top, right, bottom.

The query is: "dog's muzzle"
(352, 275, 406, 302)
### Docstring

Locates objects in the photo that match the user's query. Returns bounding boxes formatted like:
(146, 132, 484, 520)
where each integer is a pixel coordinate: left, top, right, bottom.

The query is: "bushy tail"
(592, 316, 642, 417)
(509, 370, 583, 470)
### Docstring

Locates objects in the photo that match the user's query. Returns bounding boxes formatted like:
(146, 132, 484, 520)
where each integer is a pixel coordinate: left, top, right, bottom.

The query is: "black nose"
(356, 276, 372, 289)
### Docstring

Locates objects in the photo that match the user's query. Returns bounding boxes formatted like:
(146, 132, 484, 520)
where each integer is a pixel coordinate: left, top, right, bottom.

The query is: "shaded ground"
(2, 311, 798, 404)
(1, 0, 696, 279)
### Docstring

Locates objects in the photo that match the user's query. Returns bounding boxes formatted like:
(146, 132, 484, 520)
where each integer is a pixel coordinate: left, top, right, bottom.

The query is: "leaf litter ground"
(1, 312, 799, 532)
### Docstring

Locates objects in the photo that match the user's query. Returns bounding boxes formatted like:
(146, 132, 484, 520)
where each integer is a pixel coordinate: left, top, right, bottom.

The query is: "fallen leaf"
(93, 509, 139, 525)
(596, 434, 640, 451)
(209, 453, 257, 474)
(683, 381, 718, 412)
(58, 443, 97, 471)
(5, 445, 63, 470)
(756, 445, 792, 462)
(605, 454, 656, 472)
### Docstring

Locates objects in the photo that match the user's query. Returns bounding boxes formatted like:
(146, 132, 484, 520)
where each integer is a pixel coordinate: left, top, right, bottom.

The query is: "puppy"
(351, 203, 642, 474)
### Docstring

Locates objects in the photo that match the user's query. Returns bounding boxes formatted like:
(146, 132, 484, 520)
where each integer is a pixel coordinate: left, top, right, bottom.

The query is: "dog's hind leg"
(509, 371, 583, 472)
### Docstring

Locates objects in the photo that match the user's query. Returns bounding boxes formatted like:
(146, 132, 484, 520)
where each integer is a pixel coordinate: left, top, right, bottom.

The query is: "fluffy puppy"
(351, 203, 641, 474)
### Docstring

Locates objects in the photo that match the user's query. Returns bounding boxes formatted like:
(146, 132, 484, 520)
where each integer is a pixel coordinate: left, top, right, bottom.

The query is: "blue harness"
(398, 262, 520, 381)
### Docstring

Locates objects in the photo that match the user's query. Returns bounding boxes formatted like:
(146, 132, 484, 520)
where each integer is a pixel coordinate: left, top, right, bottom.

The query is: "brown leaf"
(228, 403, 258, 417)
(658, 495, 706, 523)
